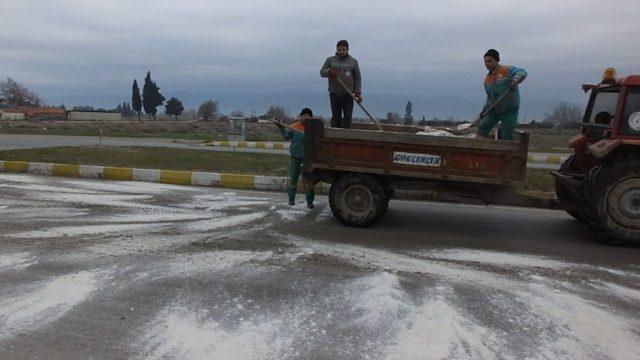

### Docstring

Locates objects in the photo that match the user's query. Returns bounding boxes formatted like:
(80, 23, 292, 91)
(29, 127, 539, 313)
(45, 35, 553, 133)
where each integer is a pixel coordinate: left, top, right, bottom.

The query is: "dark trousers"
(330, 93, 354, 128)
(288, 156, 315, 204)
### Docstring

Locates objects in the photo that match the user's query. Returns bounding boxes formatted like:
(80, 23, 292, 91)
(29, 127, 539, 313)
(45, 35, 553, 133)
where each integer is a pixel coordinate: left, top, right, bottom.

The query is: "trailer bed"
(305, 121, 529, 186)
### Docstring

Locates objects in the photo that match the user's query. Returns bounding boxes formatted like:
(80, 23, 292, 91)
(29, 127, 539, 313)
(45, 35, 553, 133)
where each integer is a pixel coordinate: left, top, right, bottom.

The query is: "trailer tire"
(385, 187, 395, 202)
(592, 157, 640, 244)
(556, 155, 583, 221)
(329, 174, 389, 227)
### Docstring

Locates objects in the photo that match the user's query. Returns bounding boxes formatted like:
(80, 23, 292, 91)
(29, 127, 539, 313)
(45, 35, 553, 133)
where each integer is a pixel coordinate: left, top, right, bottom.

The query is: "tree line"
(129, 71, 251, 121)
(1, 76, 584, 127)
(382, 100, 583, 129)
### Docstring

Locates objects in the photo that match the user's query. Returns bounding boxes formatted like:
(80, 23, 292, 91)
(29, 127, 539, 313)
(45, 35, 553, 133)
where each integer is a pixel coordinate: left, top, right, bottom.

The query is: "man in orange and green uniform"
(477, 49, 527, 140)
(275, 108, 316, 208)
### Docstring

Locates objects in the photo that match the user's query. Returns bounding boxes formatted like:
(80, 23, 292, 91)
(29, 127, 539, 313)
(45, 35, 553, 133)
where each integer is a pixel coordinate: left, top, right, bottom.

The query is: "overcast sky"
(1, 0, 639, 112)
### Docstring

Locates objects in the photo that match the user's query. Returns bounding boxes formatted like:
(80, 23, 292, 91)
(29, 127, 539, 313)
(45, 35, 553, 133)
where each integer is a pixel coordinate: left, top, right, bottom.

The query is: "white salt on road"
(0, 173, 639, 360)
(0, 270, 104, 339)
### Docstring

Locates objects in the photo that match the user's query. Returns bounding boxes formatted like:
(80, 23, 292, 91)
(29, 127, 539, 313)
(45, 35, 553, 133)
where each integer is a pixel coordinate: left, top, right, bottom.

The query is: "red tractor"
(553, 70, 640, 243)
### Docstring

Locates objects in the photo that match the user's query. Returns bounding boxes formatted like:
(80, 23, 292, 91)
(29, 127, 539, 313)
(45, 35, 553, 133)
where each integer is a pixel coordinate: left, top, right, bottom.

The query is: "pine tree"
(165, 97, 184, 120)
(142, 71, 165, 120)
(404, 101, 414, 125)
(132, 79, 142, 120)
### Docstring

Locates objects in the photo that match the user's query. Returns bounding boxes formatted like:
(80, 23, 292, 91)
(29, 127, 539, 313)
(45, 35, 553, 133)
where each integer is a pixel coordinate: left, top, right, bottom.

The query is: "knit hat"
(300, 108, 313, 117)
(484, 49, 500, 62)
(336, 40, 349, 49)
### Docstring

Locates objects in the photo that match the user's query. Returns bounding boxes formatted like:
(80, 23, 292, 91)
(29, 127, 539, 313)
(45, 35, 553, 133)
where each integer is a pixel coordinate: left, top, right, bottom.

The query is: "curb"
(204, 140, 289, 150)
(0, 160, 332, 194)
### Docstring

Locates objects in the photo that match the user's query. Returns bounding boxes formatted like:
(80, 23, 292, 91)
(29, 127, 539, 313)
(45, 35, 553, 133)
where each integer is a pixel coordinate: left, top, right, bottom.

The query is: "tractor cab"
(554, 69, 640, 243)
(576, 72, 640, 162)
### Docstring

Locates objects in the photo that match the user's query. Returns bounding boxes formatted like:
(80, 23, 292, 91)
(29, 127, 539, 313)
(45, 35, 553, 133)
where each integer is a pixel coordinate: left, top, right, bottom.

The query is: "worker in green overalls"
(477, 49, 527, 140)
(274, 108, 316, 208)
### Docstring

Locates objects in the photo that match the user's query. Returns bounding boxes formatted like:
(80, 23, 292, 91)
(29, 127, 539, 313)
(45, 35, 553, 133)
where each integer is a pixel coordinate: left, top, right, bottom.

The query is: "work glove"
(509, 77, 520, 90)
(328, 68, 340, 78)
(354, 92, 363, 103)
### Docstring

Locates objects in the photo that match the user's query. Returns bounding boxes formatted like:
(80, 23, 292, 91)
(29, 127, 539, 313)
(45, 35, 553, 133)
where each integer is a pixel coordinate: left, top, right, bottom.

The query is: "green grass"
(525, 128, 576, 150)
(519, 169, 556, 193)
(0, 120, 284, 142)
(0, 146, 289, 176)
(528, 147, 572, 154)
(0, 127, 282, 141)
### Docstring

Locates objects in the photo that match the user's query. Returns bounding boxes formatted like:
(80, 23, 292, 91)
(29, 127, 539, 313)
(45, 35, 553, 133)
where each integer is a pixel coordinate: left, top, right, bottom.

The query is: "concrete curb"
(0, 160, 332, 193)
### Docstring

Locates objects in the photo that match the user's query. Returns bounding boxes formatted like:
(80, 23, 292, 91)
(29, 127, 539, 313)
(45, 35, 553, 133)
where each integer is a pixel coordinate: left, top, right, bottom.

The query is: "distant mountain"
(43, 90, 580, 122)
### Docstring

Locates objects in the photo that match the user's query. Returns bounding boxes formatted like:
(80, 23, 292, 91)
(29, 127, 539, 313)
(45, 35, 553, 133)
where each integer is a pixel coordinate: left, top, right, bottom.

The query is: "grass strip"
(0, 146, 289, 176)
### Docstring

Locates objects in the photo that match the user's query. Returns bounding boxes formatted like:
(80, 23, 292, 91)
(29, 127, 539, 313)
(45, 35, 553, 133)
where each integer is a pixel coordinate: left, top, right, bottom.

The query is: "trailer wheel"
(556, 155, 583, 221)
(329, 174, 389, 227)
(593, 157, 640, 244)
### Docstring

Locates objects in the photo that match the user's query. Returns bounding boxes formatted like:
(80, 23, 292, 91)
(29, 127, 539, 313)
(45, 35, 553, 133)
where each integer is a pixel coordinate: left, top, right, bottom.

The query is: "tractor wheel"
(329, 173, 389, 228)
(592, 157, 640, 244)
(580, 166, 605, 231)
(556, 155, 583, 221)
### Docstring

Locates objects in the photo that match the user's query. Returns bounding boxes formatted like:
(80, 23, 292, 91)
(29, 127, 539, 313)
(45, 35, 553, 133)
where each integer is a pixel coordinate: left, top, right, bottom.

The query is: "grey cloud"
(0, 0, 638, 117)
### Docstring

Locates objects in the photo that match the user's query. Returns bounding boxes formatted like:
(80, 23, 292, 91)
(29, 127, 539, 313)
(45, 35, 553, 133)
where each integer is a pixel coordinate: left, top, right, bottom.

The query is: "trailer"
(303, 120, 560, 228)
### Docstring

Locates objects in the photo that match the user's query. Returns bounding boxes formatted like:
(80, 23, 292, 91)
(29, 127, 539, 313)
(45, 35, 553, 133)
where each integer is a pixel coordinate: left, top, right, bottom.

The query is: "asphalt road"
(0, 134, 202, 150)
(1, 173, 638, 359)
(0, 134, 287, 154)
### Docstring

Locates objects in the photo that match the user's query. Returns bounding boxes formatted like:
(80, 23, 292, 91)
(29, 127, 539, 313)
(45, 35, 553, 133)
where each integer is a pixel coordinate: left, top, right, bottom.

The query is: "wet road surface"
(0, 173, 638, 359)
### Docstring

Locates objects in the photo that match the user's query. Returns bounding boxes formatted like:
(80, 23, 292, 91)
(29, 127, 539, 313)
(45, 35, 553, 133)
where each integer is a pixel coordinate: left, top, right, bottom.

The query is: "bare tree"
(265, 105, 287, 119)
(543, 102, 583, 128)
(384, 111, 401, 124)
(198, 100, 218, 121)
(0, 78, 42, 107)
(230, 110, 244, 117)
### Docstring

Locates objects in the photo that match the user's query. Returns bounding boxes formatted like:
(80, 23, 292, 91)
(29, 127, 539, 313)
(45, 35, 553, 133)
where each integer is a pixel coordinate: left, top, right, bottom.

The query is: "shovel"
(335, 77, 385, 131)
(270, 119, 304, 134)
(444, 89, 514, 135)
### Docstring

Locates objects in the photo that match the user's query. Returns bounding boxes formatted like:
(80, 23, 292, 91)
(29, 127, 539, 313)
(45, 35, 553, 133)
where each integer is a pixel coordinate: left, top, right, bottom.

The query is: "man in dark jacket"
(320, 40, 362, 128)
